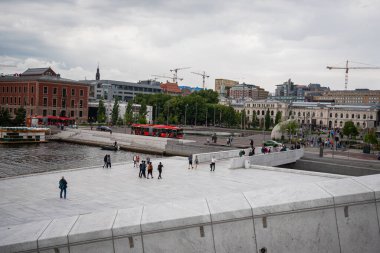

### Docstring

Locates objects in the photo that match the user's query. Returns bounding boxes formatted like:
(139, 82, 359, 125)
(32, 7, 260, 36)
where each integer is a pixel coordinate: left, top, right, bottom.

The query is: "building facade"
(0, 67, 89, 123)
(229, 83, 269, 100)
(272, 80, 329, 103)
(215, 79, 239, 97)
(313, 89, 380, 104)
(160, 82, 182, 95)
(232, 99, 380, 129)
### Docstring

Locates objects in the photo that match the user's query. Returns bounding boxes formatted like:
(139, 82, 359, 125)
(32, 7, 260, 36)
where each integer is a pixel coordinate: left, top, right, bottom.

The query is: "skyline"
(1, 0, 380, 92)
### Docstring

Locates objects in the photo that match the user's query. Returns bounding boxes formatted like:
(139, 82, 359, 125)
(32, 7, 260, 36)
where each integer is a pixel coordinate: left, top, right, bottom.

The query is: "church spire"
(96, 63, 100, 80)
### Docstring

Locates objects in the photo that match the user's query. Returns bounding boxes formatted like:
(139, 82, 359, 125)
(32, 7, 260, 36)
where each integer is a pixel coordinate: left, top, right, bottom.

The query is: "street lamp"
(213, 105, 216, 126)
(205, 108, 208, 126)
(185, 104, 188, 126)
(166, 103, 169, 125)
(195, 102, 198, 127)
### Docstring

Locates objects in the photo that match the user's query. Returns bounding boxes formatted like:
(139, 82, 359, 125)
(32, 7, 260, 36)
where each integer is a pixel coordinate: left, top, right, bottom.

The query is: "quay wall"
(1, 174, 380, 253)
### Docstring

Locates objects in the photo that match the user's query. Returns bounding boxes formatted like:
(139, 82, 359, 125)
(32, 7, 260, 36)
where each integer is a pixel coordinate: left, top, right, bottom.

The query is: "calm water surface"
(0, 142, 159, 178)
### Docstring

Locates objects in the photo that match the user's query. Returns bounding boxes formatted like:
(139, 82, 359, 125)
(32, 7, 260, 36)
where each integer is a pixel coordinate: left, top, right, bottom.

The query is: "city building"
(232, 99, 380, 129)
(160, 82, 181, 95)
(229, 83, 269, 100)
(235, 99, 289, 127)
(313, 89, 380, 104)
(289, 102, 380, 129)
(215, 79, 239, 97)
(272, 79, 329, 103)
(83, 67, 162, 102)
(0, 67, 90, 123)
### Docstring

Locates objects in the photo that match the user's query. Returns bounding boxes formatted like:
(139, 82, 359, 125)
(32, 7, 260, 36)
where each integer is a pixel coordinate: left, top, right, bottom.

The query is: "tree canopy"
(342, 121, 358, 138)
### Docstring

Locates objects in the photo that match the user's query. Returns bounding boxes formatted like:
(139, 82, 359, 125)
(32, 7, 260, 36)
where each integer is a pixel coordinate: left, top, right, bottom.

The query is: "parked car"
(96, 126, 112, 132)
(263, 140, 282, 147)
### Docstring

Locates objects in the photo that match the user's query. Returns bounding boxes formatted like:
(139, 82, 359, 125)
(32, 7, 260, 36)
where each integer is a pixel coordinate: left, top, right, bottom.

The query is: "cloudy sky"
(1, 0, 379, 92)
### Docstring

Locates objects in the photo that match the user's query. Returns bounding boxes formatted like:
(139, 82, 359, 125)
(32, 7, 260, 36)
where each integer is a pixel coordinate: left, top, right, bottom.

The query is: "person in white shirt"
(210, 157, 216, 171)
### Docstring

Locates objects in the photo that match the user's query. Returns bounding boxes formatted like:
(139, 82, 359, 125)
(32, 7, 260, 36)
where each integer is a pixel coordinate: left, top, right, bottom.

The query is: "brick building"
(0, 67, 90, 123)
(160, 82, 182, 95)
(214, 78, 239, 97)
(229, 83, 269, 100)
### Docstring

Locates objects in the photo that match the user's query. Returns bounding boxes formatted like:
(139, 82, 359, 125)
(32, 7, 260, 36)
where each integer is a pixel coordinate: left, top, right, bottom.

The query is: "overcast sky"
(1, 0, 379, 92)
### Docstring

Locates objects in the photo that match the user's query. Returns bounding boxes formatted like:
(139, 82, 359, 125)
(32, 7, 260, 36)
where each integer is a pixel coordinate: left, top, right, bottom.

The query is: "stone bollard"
(245, 159, 251, 169)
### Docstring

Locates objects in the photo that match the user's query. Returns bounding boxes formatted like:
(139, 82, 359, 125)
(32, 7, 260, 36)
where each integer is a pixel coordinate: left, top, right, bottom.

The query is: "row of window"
(246, 104, 277, 108)
(1, 96, 83, 108)
(43, 86, 84, 97)
(42, 109, 83, 118)
(0, 85, 85, 97)
(291, 111, 374, 120)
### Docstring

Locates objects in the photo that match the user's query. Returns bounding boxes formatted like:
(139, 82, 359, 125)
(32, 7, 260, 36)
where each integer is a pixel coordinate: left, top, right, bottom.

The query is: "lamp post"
(195, 102, 198, 127)
(166, 103, 169, 125)
(185, 104, 188, 126)
(205, 108, 208, 126)
(213, 105, 216, 126)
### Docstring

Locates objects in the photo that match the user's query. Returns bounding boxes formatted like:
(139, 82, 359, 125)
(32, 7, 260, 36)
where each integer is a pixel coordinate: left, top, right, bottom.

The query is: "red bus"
(27, 116, 76, 127)
(131, 124, 184, 139)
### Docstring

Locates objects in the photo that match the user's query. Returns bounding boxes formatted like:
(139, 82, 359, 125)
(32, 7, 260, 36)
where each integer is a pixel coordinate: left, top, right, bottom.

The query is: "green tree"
(275, 111, 282, 125)
(192, 89, 219, 104)
(265, 109, 271, 130)
(111, 98, 120, 125)
(0, 108, 12, 126)
(97, 99, 106, 123)
(124, 100, 133, 125)
(250, 110, 259, 128)
(13, 107, 26, 126)
(342, 121, 358, 139)
(364, 129, 378, 145)
(138, 101, 147, 124)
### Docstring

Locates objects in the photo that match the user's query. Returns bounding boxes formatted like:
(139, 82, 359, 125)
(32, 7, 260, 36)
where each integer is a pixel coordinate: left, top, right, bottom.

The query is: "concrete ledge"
(1, 175, 380, 253)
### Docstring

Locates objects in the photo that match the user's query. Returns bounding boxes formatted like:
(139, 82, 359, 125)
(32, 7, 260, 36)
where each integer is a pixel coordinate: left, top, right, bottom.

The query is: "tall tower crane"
(170, 67, 190, 83)
(152, 74, 183, 83)
(191, 71, 209, 89)
(326, 60, 380, 90)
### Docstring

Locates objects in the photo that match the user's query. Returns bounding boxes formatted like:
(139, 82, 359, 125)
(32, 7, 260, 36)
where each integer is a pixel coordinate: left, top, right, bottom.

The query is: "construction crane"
(152, 74, 183, 83)
(326, 60, 380, 90)
(191, 71, 209, 89)
(170, 67, 190, 83)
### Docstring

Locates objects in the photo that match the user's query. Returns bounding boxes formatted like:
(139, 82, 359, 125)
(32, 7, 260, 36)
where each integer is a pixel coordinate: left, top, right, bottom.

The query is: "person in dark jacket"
(59, 176, 68, 199)
(103, 155, 107, 168)
(157, 162, 163, 179)
(139, 161, 146, 178)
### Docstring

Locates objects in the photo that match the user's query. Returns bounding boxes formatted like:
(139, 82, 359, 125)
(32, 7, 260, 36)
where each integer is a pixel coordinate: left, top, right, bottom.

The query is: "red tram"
(131, 124, 184, 139)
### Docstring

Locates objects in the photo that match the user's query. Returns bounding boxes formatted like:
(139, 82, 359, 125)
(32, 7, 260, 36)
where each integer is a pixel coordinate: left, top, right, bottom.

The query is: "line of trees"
(0, 107, 26, 127)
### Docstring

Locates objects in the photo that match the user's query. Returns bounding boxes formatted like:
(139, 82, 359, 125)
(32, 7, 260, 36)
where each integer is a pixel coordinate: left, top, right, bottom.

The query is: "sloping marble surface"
(318, 178, 375, 205)
(0, 220, 50, 252)
(112, 206, 143, 236)
(140, 198, 211, 232)
(38, 216, 78, 248)
(353, 174, 380, 200)
(207, 193, 252, 222)
(244, 182, 334, 215)
(68, 210, 117, 243)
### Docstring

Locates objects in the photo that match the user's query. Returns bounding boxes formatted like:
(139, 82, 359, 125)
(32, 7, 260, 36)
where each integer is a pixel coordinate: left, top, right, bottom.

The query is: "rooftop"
(0, 156, 343, 228)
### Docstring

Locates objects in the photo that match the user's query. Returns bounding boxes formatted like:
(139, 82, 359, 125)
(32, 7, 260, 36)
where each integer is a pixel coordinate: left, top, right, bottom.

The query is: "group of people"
(188, 155, 199, 169)
(134, 155, 164, 179)
(103, 154, 112, 168)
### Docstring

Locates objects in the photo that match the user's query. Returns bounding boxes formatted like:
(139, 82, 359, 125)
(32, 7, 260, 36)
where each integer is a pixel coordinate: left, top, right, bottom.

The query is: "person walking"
(106, 154, 111, 168)
(157, 162, 163, 179)
(194, 155, 199, 169)
(147, 162, 153, 179)
(139, 161, 146, 178)
(188, 155, 193, 169)
(146, 156, 151, 164)
(133, 155, 137, 168)
(250, 139, 254, 149)
(210, 157, 216, 171)
(103, 155, 107, 168)
(59, 176, 68, 199)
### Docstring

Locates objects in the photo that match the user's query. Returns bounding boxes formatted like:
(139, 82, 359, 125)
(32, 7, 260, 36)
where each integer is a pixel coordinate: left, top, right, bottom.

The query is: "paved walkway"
(0, 156, 344, 228)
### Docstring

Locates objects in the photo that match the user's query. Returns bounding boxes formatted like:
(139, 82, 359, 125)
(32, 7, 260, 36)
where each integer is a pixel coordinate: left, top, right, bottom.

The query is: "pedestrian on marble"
(147, 162, 153, 179)
(146, 156, 151, 164)
(103, 154, 108, 168)
(157, 162, 163, 179)
(188, 155, 193, 169)
(133, 155, 137, 167)
(139, 161, 146, 178)
(59, 176, 68, 199)
(106, 154, 111, 168)
(194, 155, 199, 169)
(250, 139, 254, 149)
(210, 157, 216, 171)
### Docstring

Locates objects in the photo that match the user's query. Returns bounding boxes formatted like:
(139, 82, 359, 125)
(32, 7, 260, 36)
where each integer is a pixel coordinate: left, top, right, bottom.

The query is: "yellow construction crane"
(170, 67, 190, 83)
(326, 60, 380, 90)
(191, 71, 209, 89)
